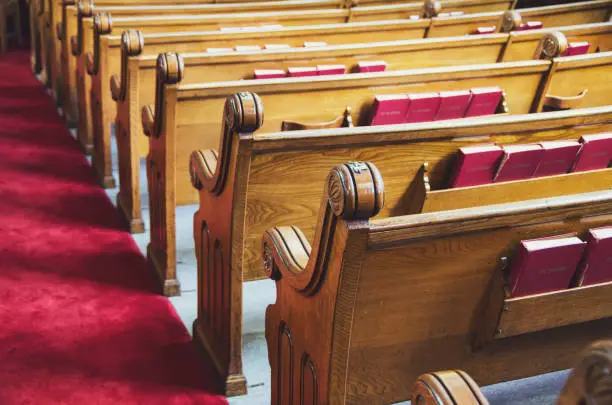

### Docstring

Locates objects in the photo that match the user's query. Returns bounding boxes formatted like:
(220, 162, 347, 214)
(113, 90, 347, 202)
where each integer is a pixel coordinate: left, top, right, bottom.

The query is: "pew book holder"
(281, 106, 354, 131)
(543, 89, 589, 112)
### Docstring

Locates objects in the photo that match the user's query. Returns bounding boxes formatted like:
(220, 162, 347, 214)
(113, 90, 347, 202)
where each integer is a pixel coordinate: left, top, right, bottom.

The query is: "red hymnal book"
(303, 41, 327, 47)
(287, 67, 318, 77)
(264, 44, 291, 50)
(404, 92, 440, 123)
(235, 45, 261, 52)
(254, 69, 287, 79)
(464, 87, 503, 117)
(494, 144, 543, 182)
(369, 94, 411, 126)
(563, 42, 591, 56)
(474, 26, 496, 34)
(356, 61, 388, 73)
(449, 144, 503, 188)
(316, 65, 346, 76)
(434, 90, 471, 120)
(575, 227, 612, 286)
(508, 235, 587, 297)
(533, 141, 581, 177)
(517, 21, 543, 30)
(571, 133, 612, 172)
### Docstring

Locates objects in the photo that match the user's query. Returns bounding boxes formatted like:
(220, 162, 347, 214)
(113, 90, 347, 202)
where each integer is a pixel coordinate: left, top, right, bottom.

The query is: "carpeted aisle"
(0, 50, 227, 405)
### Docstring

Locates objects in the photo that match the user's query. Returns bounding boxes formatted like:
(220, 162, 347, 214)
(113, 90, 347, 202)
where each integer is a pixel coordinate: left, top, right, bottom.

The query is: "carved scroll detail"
(412, 370, 489, 405)
(423, 0, 442, 18)
(499, 10, 521, 33)
(535, 32, 568, 60)
(262, 161, 384, 296)
(188, 92, 263, 195)
(557, 341, 612, 405)
(111, 29, 144, 102)
(72, 0, 93, 56)
(86, 12, 112, 75)
(59, 1, 76, 44)
(141, 52, 184, 138)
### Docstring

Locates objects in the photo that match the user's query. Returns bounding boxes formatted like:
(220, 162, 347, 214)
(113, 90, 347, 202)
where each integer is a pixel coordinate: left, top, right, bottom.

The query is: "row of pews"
(28, 0, 612, 402)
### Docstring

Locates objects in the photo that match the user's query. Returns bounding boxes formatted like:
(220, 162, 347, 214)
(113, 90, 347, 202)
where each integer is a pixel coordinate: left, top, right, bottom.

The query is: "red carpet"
(0, 50, 227, 405)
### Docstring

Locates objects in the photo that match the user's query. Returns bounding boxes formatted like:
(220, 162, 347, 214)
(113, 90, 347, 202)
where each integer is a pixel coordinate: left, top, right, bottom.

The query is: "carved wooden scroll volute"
(86, 11, 112, 76)
(423, 0, 442, 18)
(111, 29, 144, 102)
(189, 92, 263, 195)
(71, 0, 93, 56)
(412, 370, 489, 405)
(141, 52, 184, 138)
(263, 161, 384, 296)
(557, 341, 612, 405)
(534, 32, 568, 60)
(499, 10, 521, 33)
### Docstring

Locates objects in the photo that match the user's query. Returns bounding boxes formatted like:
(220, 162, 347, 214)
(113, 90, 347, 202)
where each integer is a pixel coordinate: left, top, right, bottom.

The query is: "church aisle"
(0, 50, 227, 405)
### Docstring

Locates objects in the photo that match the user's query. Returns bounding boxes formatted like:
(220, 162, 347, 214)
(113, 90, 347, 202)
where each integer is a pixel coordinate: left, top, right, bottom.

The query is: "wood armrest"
(189, 149, 218, 191)
(263, 226, 312, 282)
(281, 106, 353, 131)
(70, 36, 79, 56)
(141, 105, 154, 137)
(56, 22, 63, 41)
(110, 75, 120, 101)
(85, 52, 94, 75)
(412, 371, 489, 405)
(543, 89, 588, 111)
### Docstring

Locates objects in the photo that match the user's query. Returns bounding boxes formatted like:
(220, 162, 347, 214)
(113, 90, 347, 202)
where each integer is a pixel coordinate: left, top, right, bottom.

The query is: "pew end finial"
(412, 370, 489, 405)
(87, 12, 113, 75)
(423, 0, 442, 18)
(535, 32, 568, 60)
(111, 29, 144, 101)
(327, 161, 384, 220)
(77, 0, 93, 18)
(499, 10, 521, 33)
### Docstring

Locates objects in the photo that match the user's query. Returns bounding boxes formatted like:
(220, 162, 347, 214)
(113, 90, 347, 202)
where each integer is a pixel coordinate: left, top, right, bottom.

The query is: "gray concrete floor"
(74, 125, 568, 405)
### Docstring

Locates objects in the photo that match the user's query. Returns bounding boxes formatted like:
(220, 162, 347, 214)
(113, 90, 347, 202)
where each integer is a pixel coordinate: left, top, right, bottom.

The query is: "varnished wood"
(190, 99, 612, 396)
(266, 163, 612, 404)
(411, 340, 612, 405)
(0, 0, 22, 53)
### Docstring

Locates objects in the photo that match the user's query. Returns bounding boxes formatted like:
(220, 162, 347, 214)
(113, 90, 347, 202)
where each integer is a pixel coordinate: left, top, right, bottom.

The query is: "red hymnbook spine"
(287, 67, 318, 77)
(464, 87, 502, 117)
(571, 133, 612, 172)
(474, 26, 496, 34)
(563, 42, 591, 56)
(494, 144, 543, 182)
(508, 236, 587, 298)
(254, 69, 287, 79)
(575, 227, 612, 286)
(533, 141, 581, 177)
(316, 65, 346, 76)
(404, 92, 440, 123)
(369, 94, 411, 126)
(434, 90, 471, 121)
(449, 144, 504, 188)
(517, 21, 543, 30)
(356, 61, 388, 73)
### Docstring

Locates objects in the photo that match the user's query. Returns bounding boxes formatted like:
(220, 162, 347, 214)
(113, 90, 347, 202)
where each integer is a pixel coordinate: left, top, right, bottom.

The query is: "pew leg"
(193, 319, 247, 397)
(147, 243, 180, 297)
(76, 68, 94, 154)
(117, 192, 145, 234)
(116, 118, 145, 234)
(0, 13, 6, 53)
(91, 92, 116, 188)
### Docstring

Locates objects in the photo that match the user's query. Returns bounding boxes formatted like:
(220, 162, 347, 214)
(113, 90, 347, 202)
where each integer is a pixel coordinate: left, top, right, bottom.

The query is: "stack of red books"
(563, 42, 591, 56)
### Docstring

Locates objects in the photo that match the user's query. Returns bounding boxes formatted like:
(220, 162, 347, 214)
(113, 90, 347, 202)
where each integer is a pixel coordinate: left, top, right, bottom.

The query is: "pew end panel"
(191, 92, 263, 397)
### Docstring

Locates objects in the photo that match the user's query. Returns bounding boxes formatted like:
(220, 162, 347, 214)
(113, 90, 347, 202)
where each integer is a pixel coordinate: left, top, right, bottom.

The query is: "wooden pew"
(111, 25, 612, 234)
(188, 93, 612, 393)
(263, 161, 612, 404)
(0, 0, 22, 52)
(74, 0, 611, 162)
(411, 340, 612, 405)
(146, 47, 612, 295)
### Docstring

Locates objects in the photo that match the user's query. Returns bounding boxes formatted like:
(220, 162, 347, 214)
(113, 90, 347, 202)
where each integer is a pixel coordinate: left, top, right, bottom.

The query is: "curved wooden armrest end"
(94, 12, 113, 35)
(557, 340, 612, 405)
(70, 36, 79, 56)
(141, 105, 154, 137)
(189, 149, 219, 191)
(535, 32, 568, 60)
(110, 75, 120, 101)
(85, 52, 94, 75)
(499, 10, 521, 33)
(543, 89, 588, 111)
(122, 29, 144, 57)
(77, 0, 93, 18)
(423, 0, 442, 18)
(281, 106, 353, 131)
(412, 371, 489, 405)
(263, 226, 311, 283)
(56, 23, 63, 40)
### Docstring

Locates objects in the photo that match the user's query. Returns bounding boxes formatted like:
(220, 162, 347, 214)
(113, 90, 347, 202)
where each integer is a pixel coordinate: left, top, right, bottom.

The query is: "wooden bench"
(187, 92, 612, 393)
(0, 0, 22, 52)
(263, 161, 612, 404)
(146, 47, 612, 295)
(112, 24, 612, 235)
(74, 1, 611, 164)
(411, 340, 612, 405)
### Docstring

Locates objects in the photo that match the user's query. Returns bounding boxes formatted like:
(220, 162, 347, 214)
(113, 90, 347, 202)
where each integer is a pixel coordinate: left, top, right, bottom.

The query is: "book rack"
(406, 164, 612, 214)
